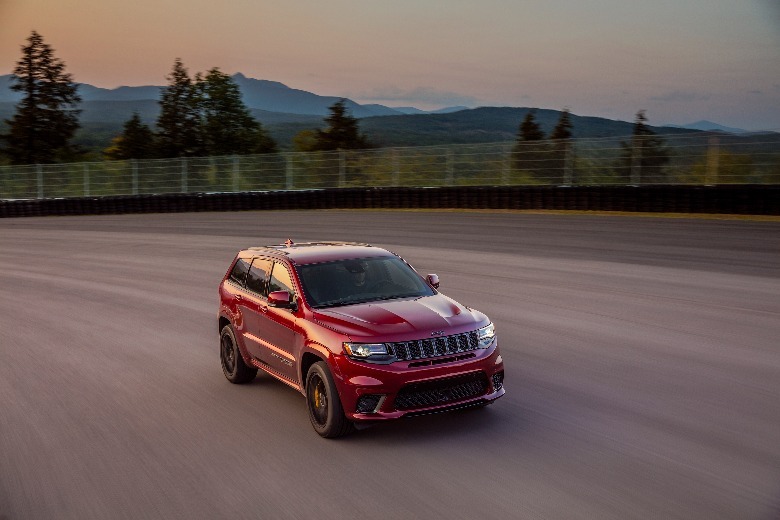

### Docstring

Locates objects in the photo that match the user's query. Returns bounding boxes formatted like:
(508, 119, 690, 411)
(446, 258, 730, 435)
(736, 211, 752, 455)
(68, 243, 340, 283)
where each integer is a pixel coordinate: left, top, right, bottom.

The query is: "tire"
(305, 361, 354, 438)
(220, 324, 257, 384)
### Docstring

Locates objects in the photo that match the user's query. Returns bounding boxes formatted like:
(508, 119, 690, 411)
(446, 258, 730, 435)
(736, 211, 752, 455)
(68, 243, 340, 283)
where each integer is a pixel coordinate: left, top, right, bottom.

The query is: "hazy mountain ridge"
(664, 120, 748, 134)
(1, 73, 763, 152)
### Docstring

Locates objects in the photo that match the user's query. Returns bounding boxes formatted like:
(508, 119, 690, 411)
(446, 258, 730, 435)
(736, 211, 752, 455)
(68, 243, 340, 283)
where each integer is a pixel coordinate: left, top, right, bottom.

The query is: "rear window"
(229, 258, 251, 286)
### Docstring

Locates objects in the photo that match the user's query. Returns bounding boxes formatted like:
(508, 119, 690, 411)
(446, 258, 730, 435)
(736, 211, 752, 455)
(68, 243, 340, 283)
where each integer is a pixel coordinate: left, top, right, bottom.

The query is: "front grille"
(394, 372, 489, 411)
(387, 331, 479, 362)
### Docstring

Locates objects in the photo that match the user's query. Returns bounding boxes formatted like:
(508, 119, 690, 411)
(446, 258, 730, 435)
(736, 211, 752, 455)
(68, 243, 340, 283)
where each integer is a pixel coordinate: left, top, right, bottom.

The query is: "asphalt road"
(1, 210, 779, 520)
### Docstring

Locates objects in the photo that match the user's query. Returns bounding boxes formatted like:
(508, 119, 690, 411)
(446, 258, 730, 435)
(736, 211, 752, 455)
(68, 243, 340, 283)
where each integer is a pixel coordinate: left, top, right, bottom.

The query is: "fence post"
(36, 164, 43, 199)
(392, 148, 400, 187)
(84, 164, 90, 197)
(630, 138, 642, 185)
(181, 157, 188, 193)
(286, 154, 294, 190)
(232, 155, 239, 192)
(706, 136, 719, 185)
(445, 149, 454, 186)
(131, 160, 139, 195)
(338, 151, 346, 188)
(563, 141, 573, 186)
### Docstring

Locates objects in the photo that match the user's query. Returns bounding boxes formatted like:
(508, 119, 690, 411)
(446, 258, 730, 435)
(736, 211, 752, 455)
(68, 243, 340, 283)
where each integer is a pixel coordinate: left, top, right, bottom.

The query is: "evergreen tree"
(155, 59, 202, 157)
(313, 99, 372, 151)
(2, 31, 81, 164)
(197, 68, 276, 155)
(518, 110, 545, 142)
(512, 110, 548, 179)
(104, 113, 156, 160)
(616, 110, 670, 183)
(549, 109, 573, 140)
(548, 109, 574, 183)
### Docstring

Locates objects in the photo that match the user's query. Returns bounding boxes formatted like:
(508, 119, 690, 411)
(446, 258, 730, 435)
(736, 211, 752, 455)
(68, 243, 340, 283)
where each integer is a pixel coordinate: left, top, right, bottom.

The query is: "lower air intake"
(492, 371, 504, 391)
(394, 372, 488, 411)
(356, 394, 383, 414)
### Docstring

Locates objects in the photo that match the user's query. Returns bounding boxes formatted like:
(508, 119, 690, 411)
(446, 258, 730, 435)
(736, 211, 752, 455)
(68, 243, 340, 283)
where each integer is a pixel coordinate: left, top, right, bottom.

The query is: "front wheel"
(306, 361, 354, 438)
(220, 324, 257, 384)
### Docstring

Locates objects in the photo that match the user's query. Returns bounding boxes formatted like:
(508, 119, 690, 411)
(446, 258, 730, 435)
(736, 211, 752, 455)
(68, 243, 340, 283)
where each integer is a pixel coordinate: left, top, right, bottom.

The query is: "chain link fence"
(1, 133, 778, 200)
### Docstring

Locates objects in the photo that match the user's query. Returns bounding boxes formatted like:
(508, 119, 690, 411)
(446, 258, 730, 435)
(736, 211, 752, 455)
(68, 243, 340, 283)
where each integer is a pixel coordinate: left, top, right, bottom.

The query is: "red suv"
(218, 241, 504, 437)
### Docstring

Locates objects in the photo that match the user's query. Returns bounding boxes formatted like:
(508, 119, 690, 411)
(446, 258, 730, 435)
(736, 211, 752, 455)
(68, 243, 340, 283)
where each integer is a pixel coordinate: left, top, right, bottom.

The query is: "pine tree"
(2, 31, 81, 164)
(198, 69, 276, 155)
(549, 109, 573, 140)
(518, 111, 545, 142)
(616, 110, 670, 183)
(548, 109, 574, 184)
(104, 113, 155, 160)
(512, 110, 548, 178)
(313, 99, 372, 151)
(155, 59, 202, 157)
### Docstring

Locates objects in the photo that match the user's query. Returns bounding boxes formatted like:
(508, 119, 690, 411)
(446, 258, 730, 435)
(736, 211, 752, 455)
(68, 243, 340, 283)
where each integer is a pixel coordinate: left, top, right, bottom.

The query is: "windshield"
(296, 256, 435, 308)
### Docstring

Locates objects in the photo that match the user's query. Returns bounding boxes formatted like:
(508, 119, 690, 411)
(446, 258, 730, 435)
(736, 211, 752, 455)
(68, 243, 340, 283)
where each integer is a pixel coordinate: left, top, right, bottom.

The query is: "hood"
(313, 293, 486, 340)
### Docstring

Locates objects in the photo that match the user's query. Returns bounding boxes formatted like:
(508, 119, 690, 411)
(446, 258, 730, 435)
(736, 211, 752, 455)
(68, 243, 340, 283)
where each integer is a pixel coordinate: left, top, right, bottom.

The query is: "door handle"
(259, 304, 268, 313)
(235, 294, 243, 301)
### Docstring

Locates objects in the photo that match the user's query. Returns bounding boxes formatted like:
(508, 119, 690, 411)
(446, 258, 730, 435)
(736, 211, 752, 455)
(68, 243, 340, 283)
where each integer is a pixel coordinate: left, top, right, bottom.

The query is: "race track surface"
(1, 210, 779, 519)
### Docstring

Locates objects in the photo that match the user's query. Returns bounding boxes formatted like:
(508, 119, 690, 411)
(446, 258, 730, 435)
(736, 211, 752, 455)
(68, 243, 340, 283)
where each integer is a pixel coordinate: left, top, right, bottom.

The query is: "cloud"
(649, 90, 711, 103)
(354, 86, 479, 107)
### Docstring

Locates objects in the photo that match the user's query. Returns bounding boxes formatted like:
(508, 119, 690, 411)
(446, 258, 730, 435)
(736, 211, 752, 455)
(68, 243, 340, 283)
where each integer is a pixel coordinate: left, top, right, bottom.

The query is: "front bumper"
(331, 341, 505, 421)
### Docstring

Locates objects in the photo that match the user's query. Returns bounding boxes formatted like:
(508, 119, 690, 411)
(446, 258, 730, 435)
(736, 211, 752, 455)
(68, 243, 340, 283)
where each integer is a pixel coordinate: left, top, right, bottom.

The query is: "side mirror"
(268, 290, 293, 309)
(427, 274, 440, 289)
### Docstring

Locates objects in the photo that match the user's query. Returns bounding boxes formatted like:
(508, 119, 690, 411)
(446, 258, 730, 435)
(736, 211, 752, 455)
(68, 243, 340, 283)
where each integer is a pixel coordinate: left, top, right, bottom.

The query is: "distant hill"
(0, 73, 750, 152)
(229, 73, 404, 117)
(358, 107, 696, 147)
(0, 73, 404, 118)
(665, 120, 748, 134)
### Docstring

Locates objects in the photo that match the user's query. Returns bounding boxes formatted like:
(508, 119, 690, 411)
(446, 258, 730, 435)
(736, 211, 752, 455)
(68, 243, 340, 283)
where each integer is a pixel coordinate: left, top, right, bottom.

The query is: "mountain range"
(0, 72, 759, 151)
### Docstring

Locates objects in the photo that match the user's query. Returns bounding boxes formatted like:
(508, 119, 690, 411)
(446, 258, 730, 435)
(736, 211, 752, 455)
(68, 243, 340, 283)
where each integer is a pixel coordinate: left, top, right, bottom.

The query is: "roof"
(243, 241, 395, 265)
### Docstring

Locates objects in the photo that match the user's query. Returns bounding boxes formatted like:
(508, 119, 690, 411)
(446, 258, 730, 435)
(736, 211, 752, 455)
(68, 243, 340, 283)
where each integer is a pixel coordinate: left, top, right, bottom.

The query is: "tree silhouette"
(616, 110, 670, 183)
(198, 68, 276, 155)
(512, 110, 548, 179)
(2, 31, 81, 164)
(548, 109, 574, 184)
(313, 99, 372, 151)
(104, 113, 155, 160)
(155, 59, 203, 157)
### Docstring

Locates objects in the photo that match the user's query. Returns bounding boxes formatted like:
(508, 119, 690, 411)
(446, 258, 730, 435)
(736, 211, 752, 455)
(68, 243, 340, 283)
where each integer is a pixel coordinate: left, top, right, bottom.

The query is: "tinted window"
(269, 262, 296, 296)
(229, 258, 250, 286)
(246, 258, 273, 296)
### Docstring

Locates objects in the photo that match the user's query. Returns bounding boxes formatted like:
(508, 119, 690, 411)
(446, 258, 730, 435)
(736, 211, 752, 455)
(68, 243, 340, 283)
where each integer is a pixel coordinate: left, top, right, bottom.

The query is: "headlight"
(343, 342, 388, 358)
(477, 323, 495, 348)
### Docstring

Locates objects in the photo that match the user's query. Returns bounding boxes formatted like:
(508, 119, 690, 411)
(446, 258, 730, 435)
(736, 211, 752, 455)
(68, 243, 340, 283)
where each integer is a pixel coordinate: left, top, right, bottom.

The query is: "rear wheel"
(220, 324, 257, 384)
(306, 361, 353, 438)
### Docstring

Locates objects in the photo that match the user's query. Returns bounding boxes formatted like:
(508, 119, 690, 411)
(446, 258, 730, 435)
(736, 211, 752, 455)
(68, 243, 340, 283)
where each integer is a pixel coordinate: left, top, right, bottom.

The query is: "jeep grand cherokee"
(218, 241, 504, 437)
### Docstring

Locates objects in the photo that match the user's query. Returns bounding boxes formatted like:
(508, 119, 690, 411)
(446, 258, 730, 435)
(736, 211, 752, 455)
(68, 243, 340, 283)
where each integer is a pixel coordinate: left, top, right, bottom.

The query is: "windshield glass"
(296, 256, 435, 308)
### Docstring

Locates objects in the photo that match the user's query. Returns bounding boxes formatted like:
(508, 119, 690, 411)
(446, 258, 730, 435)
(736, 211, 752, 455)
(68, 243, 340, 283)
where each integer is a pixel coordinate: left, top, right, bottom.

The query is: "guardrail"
(1, 133, 779, 200)
(1, 186, 778, 218)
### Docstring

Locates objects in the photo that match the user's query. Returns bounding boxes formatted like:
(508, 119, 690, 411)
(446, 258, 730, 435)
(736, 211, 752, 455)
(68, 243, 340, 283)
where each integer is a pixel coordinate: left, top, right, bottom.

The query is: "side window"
(229, 258, 251, 286)
(246, 258, 273, 296)
(269, 262, 296, 296)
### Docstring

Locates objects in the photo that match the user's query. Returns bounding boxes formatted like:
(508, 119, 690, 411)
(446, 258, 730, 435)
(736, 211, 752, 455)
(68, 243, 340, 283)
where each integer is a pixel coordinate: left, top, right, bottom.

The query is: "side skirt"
(249, 358, 303, 394)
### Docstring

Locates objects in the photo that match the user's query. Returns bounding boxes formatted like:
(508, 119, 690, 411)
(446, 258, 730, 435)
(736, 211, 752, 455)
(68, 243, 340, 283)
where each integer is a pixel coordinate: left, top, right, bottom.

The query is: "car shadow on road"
(341, 402, 529, 445)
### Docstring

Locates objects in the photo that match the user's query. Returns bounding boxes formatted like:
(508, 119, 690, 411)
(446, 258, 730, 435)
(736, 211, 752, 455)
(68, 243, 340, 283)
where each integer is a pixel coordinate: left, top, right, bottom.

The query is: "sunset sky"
(2, 0, 778, 130)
